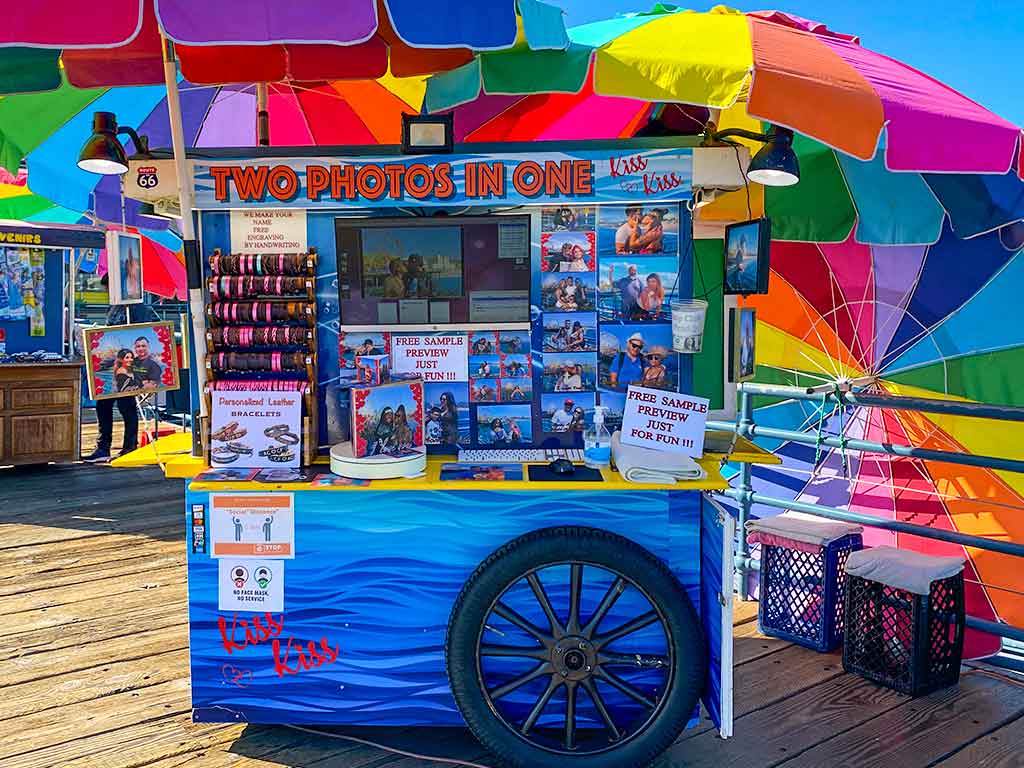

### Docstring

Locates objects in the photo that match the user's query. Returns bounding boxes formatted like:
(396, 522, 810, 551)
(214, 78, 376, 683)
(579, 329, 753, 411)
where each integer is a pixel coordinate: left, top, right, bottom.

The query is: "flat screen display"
(723, 218, 771, 295)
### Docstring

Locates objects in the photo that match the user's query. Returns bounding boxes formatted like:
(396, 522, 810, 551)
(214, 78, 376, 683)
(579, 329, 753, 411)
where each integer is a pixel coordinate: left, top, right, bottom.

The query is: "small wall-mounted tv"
(723, 218, 771, 295)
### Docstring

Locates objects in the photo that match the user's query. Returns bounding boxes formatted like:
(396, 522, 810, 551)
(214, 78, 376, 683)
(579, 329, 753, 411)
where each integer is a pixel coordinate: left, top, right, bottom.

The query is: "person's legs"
(115, 396, 140, 454)
(84, 398, 114, 461)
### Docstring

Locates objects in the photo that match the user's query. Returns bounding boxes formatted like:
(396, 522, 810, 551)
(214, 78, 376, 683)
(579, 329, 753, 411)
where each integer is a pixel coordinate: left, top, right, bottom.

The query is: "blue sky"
(554, 1, 1021, 126)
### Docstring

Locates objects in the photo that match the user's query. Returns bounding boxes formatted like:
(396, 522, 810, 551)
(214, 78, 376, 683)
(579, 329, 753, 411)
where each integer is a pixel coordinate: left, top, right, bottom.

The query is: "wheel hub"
(552, 635, 595, 681)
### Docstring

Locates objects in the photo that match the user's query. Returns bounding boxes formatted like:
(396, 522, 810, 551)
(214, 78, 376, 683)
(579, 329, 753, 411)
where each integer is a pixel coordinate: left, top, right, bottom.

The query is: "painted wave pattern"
(192, 150, 694, 210)
(188, 489, 704, 726)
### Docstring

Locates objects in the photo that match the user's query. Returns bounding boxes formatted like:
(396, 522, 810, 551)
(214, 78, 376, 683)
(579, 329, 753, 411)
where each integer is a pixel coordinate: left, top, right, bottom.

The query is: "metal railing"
(706, 381, 1024, 644)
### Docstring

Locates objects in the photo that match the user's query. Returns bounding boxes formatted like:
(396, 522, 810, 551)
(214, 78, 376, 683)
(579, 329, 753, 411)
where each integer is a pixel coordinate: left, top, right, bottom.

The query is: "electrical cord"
(283, 724, 496, 768)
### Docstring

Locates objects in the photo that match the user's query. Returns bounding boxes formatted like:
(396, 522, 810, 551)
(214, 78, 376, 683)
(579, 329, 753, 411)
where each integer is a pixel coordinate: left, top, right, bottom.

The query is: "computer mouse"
(549, 458, 575, 476)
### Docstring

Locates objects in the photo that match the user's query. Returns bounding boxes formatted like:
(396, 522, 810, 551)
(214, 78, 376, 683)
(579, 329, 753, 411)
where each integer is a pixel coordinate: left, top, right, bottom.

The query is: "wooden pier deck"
(2, 462, 1023, 768)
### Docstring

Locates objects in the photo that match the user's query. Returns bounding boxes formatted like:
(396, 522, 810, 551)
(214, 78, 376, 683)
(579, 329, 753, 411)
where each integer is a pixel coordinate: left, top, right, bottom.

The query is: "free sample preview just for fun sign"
(621, 385, 709, 457)
(192, 148, 693, 209)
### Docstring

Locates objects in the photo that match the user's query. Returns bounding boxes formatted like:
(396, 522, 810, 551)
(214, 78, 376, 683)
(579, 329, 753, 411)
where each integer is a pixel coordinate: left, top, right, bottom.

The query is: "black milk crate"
(758, 532, 862, 652)
(843, 571, 965, 696)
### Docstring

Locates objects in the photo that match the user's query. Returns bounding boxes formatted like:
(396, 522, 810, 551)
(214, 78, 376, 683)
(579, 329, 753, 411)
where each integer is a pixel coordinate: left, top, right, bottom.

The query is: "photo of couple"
(424, 384, 469, 445)
(542, 353, 597, 393)
(598, 325, 676, 392)
(598, 205, 678, 256)
(541, 393, 594, 434)
(352, 380, 424, 457)
(598, 258, 678, 322)
(541, 273, 596, 313)
(541, 231, 596, 273)
(362, 227, 463, 299)
(541, 206, 595, 232)
(83, 322, 179, 400)
(543, 313, 597, 352)
(476, 405, 532, 445)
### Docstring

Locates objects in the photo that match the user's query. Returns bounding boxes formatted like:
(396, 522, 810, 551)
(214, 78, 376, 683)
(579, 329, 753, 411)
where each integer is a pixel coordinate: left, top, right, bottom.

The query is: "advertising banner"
(210, 390, 303, 469)
(620, 385, 709, 457)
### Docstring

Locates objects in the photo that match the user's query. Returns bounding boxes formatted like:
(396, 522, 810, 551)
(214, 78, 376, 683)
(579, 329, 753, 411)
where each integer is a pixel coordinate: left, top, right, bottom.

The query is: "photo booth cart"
(0, 222, 101, 465)
(179, 140, 778, 767)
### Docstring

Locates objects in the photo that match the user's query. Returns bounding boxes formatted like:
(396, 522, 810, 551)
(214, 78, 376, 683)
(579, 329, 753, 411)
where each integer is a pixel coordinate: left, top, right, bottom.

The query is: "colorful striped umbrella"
(0, 0, 568, 94)
(427, 5, 1024, 176)
(713, 218, 1024, 659)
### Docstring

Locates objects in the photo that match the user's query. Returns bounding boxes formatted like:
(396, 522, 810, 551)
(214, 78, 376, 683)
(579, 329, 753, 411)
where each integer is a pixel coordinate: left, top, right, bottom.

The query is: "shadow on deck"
(2, 464, 1022, 768)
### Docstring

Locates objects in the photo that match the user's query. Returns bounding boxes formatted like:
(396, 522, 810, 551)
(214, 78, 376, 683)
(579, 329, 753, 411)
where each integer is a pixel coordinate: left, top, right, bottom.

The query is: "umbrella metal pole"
(735, 389, 755, 600)
(162, 38, 208, 458)
(256, 83, 270, 146)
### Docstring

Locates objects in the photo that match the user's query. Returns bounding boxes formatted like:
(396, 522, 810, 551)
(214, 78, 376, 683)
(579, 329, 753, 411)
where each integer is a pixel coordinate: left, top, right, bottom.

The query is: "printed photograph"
(83, 321, 180, 401)
(339, 331, 390, 374)
(541, 392, 595, 434)
(542, 352, 597, 393)
(470, 330, 498, 355)
(470, 378, 500, 403)
(424, 383, 471, 445)
(439, 463, 524, 482)
(470, 354, 502, 380)
(194, 468, 260, 483)
(476, 404, 533, 445)
(254, 467, 317, 483)
(597, 256, 678, 322)
(310, 474, 371, 487)
(501, 378, 532, 402)
(497, 330, 530, 355)
(729, 307, 757, 382)
(597, 204, 679, 255)
(541, 231, 596, 272)
(598, 324, 677, 392)
(541, 206, 596, 232)
(597, 391, 627, 433)
(540, 272, 596, 313)
(352, 380, 424, 457)
(500, 354, 530, 378)
(725, 220, 763, 294)
(361, 226, 463, 299)
(542, 312, 597, 352)
(107, 231, 144, 305)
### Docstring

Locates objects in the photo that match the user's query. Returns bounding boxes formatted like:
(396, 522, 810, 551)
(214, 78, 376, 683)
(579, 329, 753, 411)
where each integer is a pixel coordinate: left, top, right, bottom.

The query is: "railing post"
(736, 387, 755, 600)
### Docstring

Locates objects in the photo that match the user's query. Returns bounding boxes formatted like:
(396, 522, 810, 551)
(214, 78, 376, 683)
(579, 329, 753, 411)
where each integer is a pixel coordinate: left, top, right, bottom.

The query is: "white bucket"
(671, 299, 708, 353)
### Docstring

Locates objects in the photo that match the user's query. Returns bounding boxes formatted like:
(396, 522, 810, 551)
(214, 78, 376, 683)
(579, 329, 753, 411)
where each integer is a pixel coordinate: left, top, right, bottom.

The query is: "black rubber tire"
(446, 525, 705, 768)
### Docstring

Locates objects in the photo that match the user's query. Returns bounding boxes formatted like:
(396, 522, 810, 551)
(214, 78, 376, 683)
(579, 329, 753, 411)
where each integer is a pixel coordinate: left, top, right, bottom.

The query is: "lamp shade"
(747, 126, 800, 186)
(77, 111, 129, 175)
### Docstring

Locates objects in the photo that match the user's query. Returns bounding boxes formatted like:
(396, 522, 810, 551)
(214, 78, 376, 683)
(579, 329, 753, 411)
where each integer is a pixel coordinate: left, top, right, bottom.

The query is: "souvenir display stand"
(179, 140, 779, 767)
(0, 223, 102, 465)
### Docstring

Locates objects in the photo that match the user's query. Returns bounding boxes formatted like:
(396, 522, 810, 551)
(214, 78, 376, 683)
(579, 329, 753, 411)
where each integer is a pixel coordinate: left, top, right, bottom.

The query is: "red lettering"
(642, 170, 685, 196)
(573, 160, 594, 194)
(434, 162, 455, 199)
(464, 161, 477, 197)
(218, 612, 285, 654)
(273, 635, 341, 677)
(306, 165, 330, 200)
(609, 153, 648, 178)
(331, 164, 356, 200)
(544, 160, 573, 196)
(356, 165, 387, 200)
(210, 166, 232, 202)
(230, 166, 269, 201)
(405, 163, 433, 199)
(478, 162, 505, 198)
(267, 165, 298, 201)
(383, 164, 406, 197)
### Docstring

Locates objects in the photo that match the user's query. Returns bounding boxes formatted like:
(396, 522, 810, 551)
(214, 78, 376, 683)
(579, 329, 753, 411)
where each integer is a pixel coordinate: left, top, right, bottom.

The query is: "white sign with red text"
(390, 333, 468, 382)
(620, 386, 709, 457)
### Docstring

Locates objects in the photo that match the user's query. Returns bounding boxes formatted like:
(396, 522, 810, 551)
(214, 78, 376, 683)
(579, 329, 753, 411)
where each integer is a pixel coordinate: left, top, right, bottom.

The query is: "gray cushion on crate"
(845, 546, 964, 596)
(746, 513, 863, 548)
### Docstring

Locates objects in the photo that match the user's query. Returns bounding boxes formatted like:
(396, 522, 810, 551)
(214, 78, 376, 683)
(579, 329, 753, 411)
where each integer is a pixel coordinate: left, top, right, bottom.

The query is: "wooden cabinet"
(0, 363, 81, 466)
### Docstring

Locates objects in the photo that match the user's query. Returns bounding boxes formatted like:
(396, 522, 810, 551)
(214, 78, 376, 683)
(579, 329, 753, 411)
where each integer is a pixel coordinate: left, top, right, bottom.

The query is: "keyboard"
(457, 448, 585, 463)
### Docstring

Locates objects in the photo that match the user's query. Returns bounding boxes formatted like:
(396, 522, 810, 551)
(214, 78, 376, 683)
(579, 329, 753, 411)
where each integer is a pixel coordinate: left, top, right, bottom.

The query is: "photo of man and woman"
(598, 257, 678, 322)
(424, 383, 470, 445)
(501, 354, 530, 378)
(541, 206, 595, 232)
(470, 330, 496, 355)
(353, 381, 424, 457)
(107, 231, 144, 305)
(498, 331, 529, 355)
(471, 379, 500, 402)
(83, 322, 179, 400)
(598, 325, 677, 392)
(339, 332, 390, 374)
(501, 378, 532, 401)
(543, 313, 597, 352)
(476, 405, 532, 445)
(362, 227, 463, 299)
(541, 273, 596, 312)
(471, 354, 501, 379)
(541, 231, 596, 272)
(542, 353, 597, 393)
(541, 393, 594, 434)
(598, 205, 678, 255)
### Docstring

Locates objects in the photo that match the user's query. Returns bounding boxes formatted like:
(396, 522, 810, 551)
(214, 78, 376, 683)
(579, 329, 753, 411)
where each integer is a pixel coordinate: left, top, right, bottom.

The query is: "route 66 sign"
(125, 158, 178, 202)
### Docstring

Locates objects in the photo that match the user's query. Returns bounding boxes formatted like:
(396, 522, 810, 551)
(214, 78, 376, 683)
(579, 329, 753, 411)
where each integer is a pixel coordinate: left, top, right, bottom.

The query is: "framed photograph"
(729, 307, 757, 382)
(597, 256, 678, 322)
(598, 204, 679, 255)
(106, 230, 144, 305)
(598, 324, 676, 392)
(83, 321, 180, 400)
(540, 231, 596, 272)
(351, 378, 424, 458)
(540, 272, 597, 313)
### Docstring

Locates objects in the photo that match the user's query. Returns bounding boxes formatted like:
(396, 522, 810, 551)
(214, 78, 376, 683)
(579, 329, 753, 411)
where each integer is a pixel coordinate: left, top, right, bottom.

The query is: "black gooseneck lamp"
(77, 111, 150, 175)
(702, 122, 801, 187)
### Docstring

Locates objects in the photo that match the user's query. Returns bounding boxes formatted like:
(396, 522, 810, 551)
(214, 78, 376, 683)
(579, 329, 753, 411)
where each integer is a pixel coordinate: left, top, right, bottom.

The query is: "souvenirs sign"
(192, 147, 693, 210)
(620, 385, 709, 457)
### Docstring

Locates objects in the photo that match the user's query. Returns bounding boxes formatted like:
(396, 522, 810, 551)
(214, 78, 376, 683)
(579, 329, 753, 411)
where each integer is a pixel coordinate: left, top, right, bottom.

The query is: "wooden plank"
(933, 713, 1024, 768)
(2, 646, 189, 717)
(0, 527, 180, 572)
(0, 678, 192, 761)
(733, 618, 792, 665)
(666, 674, 908, 767)
(780, 672, 1024, 768)
(0, 502, 183, 550)
(0, 549, 183, 597)
(733, 598, 760, 626)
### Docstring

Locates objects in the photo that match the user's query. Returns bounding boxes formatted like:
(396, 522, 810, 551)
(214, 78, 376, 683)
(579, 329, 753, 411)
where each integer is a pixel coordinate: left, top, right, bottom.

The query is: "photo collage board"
(534, 203, 684, 442)
(330, 203, 685, 452)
